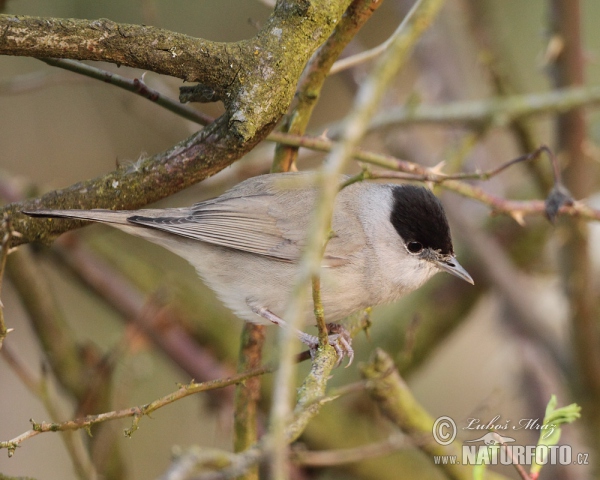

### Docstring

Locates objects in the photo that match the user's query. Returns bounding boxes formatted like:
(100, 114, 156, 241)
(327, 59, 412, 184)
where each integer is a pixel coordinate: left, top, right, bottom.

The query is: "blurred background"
(1, 1, 599, 479)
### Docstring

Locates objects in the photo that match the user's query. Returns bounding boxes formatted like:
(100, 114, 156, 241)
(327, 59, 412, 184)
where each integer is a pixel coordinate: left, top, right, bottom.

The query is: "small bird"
(24, 172, 473, 364)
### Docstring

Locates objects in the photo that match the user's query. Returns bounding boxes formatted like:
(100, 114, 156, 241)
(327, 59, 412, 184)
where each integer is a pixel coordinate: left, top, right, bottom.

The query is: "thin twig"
(0, 366, 272, 457)
(41, 58, 213, 126)
(312, 274, 329, 346)
(0, 345, 98, 479)
(0, 214, 13, 349)
(329, 2, 410, 75)
(292, 434, 409, 466)
(269, 2, 445, 478)
(492, 434, 532, 480)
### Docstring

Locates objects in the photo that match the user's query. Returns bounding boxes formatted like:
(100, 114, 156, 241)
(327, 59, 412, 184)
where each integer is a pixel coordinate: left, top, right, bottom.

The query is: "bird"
(24, 172, 473, 365)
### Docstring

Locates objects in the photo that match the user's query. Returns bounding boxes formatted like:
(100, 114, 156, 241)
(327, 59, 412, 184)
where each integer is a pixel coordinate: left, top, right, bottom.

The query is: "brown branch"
(233, 323, 265, 480)
(1, 2, 353, 246)
(549, 0, 600, 464)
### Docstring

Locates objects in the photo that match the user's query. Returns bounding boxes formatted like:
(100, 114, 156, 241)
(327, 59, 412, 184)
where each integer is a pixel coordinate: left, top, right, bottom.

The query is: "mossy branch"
(0, 1, 353, 246)
(361, 349, 509, 480)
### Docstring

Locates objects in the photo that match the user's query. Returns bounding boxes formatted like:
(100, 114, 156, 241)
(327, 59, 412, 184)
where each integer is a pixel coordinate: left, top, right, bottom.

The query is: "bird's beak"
(434, 257, 474, 285)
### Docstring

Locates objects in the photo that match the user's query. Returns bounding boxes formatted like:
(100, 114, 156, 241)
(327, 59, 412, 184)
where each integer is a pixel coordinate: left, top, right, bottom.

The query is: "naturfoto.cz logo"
(431, 415, 589, 467)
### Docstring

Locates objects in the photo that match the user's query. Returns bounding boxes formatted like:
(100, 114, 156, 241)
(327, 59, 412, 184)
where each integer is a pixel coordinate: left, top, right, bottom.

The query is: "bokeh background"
(1, 1, 599, 479)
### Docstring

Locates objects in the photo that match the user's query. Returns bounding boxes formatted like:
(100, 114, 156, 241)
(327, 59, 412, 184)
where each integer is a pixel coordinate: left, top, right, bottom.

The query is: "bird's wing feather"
(127, 191, 333, 263)
(25, 173, 364, 266)
(128, 183, 362, 266)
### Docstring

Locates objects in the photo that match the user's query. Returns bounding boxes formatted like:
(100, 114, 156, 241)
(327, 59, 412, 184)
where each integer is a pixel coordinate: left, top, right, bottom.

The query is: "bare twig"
(0, 367, 272, 457)
(41, 58, 214, 126)
(292, 434, 410, 466)
(1, 345, 98, 478)
(492, 433, 532, 480)
(312, 274, 329, 346)
(269, 2, 445, 478)
(0, 214, 13, 349)
(233, 323, 265, 480)
(329, 1, 412, 75)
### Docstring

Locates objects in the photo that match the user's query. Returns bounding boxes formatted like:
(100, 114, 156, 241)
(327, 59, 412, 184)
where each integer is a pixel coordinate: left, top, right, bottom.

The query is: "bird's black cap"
(389, 185, 453, 255)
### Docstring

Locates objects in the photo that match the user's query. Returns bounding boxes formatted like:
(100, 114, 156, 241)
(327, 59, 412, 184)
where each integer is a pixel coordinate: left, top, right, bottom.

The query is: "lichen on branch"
(0, 0, 353, 246)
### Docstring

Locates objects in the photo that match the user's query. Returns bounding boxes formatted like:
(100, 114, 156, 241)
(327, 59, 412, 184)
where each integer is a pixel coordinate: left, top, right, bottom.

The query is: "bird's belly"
(190, 248, 365, 325)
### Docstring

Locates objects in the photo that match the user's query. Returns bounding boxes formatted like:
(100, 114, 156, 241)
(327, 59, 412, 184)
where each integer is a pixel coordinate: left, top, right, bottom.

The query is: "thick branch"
(0, 15, 235, 87)
(1, 1, 353, 246)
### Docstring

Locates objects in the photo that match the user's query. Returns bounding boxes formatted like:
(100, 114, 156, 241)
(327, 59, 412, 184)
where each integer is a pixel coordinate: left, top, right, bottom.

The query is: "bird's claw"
(251, 305, 354, 368)
(305, 324, 354, 368)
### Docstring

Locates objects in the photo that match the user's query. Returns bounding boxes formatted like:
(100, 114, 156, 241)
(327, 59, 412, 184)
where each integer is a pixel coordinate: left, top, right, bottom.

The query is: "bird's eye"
(407, 241, 423, 254)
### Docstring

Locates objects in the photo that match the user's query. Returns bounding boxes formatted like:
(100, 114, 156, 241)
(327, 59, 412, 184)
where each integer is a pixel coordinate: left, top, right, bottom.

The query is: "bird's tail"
(22, 209, 134, 225)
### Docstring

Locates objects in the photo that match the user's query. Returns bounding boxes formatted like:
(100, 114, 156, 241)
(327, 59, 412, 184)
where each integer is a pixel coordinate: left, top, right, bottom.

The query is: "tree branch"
(1, 1, 353, 246)
(269, 1, 445, 477)
(272, 0, 383, 172)
(0, 15, 235, 86)
(0, 367, 271, 457)
(361, 349, 510, 480)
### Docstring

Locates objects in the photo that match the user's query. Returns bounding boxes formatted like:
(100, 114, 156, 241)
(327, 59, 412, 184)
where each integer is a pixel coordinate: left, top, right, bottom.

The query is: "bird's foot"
(306, 323, 354, 368)
(249, 305, 353, 367)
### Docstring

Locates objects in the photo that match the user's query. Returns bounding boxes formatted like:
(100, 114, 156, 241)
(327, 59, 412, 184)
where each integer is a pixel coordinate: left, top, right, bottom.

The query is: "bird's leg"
(249, 305, 354, 367)
(324, 323, 353, 366)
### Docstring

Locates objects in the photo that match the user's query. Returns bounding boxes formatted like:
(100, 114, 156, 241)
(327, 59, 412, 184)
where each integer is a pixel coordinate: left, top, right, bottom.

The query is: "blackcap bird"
(24, 172, 473, 364)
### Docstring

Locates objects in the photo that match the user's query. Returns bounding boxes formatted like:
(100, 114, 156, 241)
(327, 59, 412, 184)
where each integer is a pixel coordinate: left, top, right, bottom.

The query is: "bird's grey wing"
(129, 186, 362, 266)
(128, 193, 309, 262)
